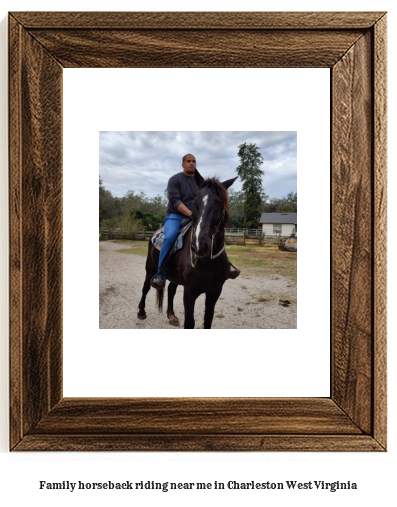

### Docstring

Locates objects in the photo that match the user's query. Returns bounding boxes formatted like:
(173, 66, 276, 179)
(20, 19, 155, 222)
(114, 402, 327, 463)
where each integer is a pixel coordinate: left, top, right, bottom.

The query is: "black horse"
(137, 176, 237, 329)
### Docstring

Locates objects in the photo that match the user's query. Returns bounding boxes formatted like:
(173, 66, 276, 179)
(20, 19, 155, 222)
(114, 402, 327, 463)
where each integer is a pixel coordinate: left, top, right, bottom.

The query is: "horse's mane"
(198, 177, 230, 225)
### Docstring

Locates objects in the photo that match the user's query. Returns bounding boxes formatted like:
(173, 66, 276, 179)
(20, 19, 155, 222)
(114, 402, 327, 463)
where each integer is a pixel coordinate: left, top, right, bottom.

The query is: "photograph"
(99, 131, 297, 329)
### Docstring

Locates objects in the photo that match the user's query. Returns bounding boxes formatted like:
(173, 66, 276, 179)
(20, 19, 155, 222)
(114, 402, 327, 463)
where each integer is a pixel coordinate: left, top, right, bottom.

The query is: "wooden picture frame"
(9, 11, 387, 451)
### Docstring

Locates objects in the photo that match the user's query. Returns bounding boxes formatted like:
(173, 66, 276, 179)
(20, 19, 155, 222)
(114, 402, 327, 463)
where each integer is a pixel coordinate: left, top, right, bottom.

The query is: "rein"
(190, 210, 225, 268)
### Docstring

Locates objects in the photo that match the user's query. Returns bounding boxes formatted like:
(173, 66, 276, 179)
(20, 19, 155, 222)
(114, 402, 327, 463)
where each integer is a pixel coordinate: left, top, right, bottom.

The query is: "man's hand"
(177, 203, 194, 217)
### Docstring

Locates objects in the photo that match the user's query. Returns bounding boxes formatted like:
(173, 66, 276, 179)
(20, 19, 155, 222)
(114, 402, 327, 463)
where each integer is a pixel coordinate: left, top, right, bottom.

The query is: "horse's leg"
(167, 282, 179, 326)
(137, 242, 158, 320)
(183, 287, 201, 329)
(137, 273, 151, 320)
(203, 287, 223, 329)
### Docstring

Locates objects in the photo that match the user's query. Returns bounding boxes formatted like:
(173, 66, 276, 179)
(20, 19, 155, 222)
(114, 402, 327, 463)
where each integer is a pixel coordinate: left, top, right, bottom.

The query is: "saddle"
(151, 219, 193, 255)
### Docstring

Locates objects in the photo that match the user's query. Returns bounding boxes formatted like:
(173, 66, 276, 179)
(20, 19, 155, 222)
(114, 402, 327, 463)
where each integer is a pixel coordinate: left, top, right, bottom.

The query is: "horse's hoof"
(168, 315, 179, 327)
(137, 313, 147, 320)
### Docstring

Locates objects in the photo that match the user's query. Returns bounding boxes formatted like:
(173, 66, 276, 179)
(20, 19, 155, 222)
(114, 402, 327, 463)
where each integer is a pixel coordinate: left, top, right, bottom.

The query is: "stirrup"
(229, 268, 241, 279)
(150, 274, 165, 289)
(228, 261, 240, 279)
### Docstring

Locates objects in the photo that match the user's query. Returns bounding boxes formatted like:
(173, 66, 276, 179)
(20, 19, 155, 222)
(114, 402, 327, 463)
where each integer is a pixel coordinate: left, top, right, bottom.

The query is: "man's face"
(182, 155, 196, 177)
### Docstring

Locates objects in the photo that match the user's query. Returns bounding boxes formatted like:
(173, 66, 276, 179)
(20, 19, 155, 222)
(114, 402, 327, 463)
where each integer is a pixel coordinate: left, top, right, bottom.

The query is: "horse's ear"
(221, 176, 238, 190)
(194, 169, 204, 186)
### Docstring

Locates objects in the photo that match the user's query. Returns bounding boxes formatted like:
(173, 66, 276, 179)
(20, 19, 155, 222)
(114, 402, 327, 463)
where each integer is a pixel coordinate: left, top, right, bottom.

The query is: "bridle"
(190, 209, 226, 268)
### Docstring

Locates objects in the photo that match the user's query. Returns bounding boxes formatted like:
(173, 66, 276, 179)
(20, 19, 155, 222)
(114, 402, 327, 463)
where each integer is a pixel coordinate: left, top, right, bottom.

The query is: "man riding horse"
(151, 153, 240, 288)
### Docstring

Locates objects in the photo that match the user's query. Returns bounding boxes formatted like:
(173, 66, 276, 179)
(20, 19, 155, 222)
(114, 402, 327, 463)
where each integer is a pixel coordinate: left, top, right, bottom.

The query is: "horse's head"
(191, 177, 237, 259)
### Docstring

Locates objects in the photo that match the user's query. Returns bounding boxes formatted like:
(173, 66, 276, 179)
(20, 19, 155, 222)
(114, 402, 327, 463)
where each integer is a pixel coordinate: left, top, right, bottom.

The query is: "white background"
(0, 1, 395, 507)
(63, 68, 330, 398)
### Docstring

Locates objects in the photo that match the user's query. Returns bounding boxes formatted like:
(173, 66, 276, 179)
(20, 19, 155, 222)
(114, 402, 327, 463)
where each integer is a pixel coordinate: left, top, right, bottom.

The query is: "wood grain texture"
(9, 14, 23, 450)
(8, 11, 387, 452)
(27, 29, 363, 68)
(331, 32, 373, 434)
(11, 11, 386, 29)
(14, 435, 382, 452)
(9, 15, 63, 448)
(373, 14, 387, 450)
(31, 398, 363, 435)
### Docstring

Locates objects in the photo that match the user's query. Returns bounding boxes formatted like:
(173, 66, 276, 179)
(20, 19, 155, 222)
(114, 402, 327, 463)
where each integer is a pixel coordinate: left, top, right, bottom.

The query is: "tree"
(236, 143, 265, 228)
(228, 189, 246, 228)
(99, 175, 168, 231)
(99, 176, 116, 223)
(132, 209, 165, 230)
(262, 192, 297, 213)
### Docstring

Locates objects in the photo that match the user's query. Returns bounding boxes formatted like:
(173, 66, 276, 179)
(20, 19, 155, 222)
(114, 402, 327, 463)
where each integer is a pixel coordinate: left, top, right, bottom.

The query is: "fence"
(225, 228, 263, 237)
(100, 227, 287, 249)
(100, 229, 154, 241)
(224, 229, 260, 245)
(224, 228, 287, 248)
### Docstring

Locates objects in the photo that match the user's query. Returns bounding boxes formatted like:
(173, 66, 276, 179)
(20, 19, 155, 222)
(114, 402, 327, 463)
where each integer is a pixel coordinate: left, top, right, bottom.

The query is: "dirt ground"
(99, 240, 297, 329)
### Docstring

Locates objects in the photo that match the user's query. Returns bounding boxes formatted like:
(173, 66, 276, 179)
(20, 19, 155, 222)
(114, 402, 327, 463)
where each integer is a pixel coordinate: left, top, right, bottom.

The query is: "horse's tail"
(156, 287, 164, 312)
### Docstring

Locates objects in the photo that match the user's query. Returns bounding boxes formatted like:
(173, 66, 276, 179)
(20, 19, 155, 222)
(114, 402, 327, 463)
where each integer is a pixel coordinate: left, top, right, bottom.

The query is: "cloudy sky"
(99, 131, 297, 199)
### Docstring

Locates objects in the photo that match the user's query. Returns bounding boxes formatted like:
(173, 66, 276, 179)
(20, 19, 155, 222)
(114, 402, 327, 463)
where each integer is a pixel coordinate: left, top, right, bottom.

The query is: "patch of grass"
(118, 247, 149, 256)
(216, 314, 225, 319)
(110, 240, 150, 257)
(225, 244, 296, 280)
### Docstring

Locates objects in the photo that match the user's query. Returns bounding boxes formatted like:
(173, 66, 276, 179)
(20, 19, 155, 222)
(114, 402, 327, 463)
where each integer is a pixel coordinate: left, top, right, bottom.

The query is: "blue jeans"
(157, 214, 184, 278)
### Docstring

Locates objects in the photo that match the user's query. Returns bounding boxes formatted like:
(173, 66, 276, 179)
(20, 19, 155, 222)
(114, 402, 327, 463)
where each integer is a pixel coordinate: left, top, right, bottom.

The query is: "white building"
(259, 212, 297, 237)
